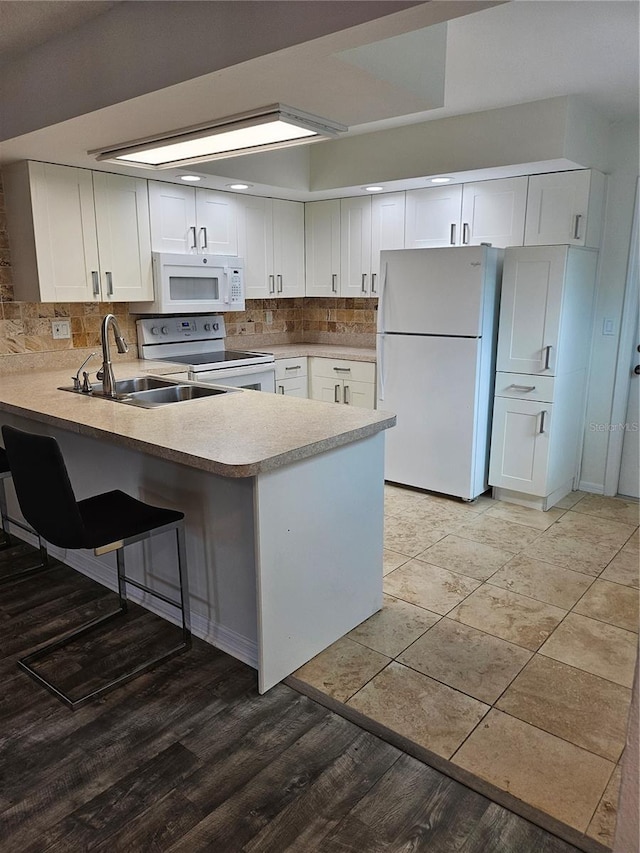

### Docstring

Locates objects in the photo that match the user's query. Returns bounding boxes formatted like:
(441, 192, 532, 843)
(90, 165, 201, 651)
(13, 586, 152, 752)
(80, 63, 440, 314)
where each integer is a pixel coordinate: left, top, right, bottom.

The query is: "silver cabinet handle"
(462, 223, 470, 244)
(190, 226, 197, 249)
(285, 365, 300, 371)
(371, 273, 377, 294)
(450, 223, 456, 245)
(543, 345, 552, 370)
(277, 274, 283, 293)
(331, 273, 337, 293)
(268, 274, 275, 294)
(200, 227, 208, 250)
(344, 385, 350, 405)
(277, 385, 285, 394)
(508, 384, 536, 392)
(334, 384, 341, 403)
(573, 214, 582, 240)
(105, 271, 113, 296)
(333, 367, 351, 373)
(361, 273, 368, 293)
(539, 410, 548, 434)
(91, 270, 100, 296)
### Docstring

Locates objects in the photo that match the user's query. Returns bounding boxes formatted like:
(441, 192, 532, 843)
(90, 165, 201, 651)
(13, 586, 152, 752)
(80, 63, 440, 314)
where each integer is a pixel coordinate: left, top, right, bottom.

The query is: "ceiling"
(0, 0, 637, 198)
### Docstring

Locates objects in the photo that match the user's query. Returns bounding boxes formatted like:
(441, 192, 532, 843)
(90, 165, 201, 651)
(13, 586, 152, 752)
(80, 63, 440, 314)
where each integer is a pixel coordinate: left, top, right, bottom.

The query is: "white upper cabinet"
(370, 192, 405, 292)
(340, 197, 373, 298)
(459, 177, 528, 248)
(3, 161, 152, 302)
(238, 196, 304, 298)
(305, 200, 341, 297)
(524, 169, 606, 248)
(405, 185, 463, 248)
(149, 181, 238, 255)
(405, 178, 526, 249)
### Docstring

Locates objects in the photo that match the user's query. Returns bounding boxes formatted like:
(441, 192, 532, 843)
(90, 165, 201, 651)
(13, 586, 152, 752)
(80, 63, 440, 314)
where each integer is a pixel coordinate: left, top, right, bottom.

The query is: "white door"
(524, 171, 591, 247)
(92, 172, 153, 302)
(238, 195, 274, 299)
(460, 177, 527, 248)
(405, 185, 463, 248)
(370, 192, 406, 291)
(148, 181, 197, 254)
(619, 328, 640, 498)
(496, 246, 566, 375)
(304, 200, 340, 297)
(341, 197, 373, 297)
(379, 246, 486, 336)
(489, 397, 552, 496)
(273, 199, 305, 297)
(379, 334, 482, 499)
(195, 189, 239, 255)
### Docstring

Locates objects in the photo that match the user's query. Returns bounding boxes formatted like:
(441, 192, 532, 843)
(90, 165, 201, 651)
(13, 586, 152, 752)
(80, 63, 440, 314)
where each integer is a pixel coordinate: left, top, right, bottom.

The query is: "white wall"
(580, 118, 640, 493)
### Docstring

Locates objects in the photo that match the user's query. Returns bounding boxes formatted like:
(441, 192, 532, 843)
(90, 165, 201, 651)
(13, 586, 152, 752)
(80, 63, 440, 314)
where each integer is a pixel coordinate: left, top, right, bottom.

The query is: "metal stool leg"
(176, 521, 192, 647)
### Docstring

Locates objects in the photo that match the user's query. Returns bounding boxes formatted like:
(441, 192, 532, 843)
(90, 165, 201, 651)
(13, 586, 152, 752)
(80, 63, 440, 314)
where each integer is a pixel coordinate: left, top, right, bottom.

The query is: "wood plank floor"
(0, 539, 585, 853)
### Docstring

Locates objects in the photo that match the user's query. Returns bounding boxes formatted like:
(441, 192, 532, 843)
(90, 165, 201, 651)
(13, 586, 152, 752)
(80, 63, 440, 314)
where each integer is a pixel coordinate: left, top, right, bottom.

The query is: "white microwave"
(129, 253, 245, 314)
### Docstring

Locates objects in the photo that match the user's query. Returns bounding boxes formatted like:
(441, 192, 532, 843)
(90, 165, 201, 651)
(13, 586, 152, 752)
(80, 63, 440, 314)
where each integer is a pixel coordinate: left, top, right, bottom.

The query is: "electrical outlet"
(51, 319, 71, 339)
(265, 310, 273, 325)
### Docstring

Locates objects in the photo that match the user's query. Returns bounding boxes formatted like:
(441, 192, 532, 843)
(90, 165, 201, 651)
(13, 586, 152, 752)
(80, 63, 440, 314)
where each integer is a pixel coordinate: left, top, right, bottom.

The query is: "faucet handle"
(81, 371, 93, 393)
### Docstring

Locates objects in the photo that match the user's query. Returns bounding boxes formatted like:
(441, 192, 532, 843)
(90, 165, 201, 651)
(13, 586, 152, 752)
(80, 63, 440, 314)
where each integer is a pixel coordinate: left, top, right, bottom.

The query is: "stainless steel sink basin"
(112, 376, 177, 394)
(121, 384, 231, 408)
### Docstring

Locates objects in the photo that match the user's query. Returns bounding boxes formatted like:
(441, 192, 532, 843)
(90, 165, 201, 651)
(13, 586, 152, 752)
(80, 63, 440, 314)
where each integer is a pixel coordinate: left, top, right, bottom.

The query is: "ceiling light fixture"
(90, 104, 347, 170)
(180, 175, 201, 182)
(227, 183, 252, 190)
(430, 176, 452, 184)
(364, 186, 384, 193)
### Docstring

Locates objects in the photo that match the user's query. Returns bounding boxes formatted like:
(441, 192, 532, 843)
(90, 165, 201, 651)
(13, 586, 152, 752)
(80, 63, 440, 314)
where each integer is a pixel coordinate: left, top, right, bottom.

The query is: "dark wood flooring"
(0, 539, 584, 853)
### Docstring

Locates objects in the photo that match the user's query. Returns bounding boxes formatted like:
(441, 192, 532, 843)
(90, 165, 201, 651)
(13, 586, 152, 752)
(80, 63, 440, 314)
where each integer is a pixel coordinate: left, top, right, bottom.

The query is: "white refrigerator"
(377, 246, 503, 500)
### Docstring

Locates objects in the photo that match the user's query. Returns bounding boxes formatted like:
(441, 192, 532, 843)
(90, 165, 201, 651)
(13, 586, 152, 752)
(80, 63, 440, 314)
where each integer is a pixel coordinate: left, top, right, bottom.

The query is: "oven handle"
(193, 363, 276, 380)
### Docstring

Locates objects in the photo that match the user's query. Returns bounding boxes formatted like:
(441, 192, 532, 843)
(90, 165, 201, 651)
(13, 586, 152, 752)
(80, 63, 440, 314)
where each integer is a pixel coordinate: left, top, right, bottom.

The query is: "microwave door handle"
(223, 267, 230, 304)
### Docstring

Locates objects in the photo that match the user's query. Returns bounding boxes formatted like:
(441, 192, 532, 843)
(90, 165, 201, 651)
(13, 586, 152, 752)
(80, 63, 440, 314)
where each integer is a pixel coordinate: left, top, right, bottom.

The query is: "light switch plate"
(602, 318, 615, 336)
(52, 319, 71, 339)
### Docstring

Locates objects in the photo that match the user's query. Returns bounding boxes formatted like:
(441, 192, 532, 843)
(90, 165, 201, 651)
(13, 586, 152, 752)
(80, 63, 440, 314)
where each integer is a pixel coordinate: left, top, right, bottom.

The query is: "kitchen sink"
(59, 377, 235, 408)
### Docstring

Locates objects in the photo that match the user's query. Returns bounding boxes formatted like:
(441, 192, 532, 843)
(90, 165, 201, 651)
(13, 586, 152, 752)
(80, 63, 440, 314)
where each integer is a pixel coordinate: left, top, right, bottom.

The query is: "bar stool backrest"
(1, 426, 88, 549)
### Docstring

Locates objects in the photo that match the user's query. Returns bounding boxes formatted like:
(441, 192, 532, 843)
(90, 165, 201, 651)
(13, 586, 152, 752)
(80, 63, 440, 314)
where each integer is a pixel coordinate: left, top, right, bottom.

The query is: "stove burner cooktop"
(162, 350, 267, 366)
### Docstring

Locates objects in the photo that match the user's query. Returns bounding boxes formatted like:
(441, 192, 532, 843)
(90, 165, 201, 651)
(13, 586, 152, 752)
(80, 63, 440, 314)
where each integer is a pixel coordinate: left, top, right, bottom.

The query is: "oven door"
(194, 364, 276, 392)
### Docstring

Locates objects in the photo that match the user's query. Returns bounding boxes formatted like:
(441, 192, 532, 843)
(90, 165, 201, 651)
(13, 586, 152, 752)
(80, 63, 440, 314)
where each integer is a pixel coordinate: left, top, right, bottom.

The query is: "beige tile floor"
(293, 486, 640, 849)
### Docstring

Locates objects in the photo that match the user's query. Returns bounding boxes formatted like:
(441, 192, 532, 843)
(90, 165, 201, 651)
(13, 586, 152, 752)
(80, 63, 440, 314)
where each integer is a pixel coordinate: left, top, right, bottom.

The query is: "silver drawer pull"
(277, 274, 283, 293)
(91, 270, 100, 296)
(450, 223, 456, 245)
(190, 226, 197, 250)
(361, 273, 367, 293)
(543, 345, 552, 370)
(268, 275, 275, 294)
(344, 385, 350, 405)
(573, 214, 582, 240)
(331, 273, 337, 293)
(200, 226, 208, 250)
(285, 366, 300, 371)
(277, 385, 285, 394)
(539, 410, 548, 434)
(371, 273, 377, 294)
(333, 367, 351, 374)
(105, 271, 113, 296)
(508, 384, 536, 392)
(334, 384, 341, 403)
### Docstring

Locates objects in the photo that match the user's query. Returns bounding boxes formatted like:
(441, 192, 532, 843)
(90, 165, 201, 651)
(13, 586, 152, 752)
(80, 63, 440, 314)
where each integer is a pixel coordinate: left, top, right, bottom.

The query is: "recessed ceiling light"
(430, 176, 452, 184)
(364, 186, 384, 193)
(180, 175, 201, 182)
(227, 183, 252, 190)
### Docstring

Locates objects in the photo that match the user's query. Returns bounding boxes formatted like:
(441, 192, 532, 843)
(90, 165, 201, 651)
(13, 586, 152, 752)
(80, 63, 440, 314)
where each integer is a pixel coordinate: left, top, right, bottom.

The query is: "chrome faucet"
(72, 352, 98, 392)
(98, 314, 129, 397)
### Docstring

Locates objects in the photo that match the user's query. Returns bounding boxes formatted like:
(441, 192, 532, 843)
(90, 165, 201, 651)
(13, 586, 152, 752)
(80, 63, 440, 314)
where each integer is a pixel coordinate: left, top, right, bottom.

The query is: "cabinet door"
(496, 246, 566, 375)
(370, 192, 405, 293)
(195, 189, 239, 255)
(341, 197, 373, 297)
(276, 376, 308, 398)
(405, 185, 462, 248)
(309, 376, 344, 404)
(29, 162, 99, 301)
(273, 199, 305, 297)
(93, 172, 153, 302)
(460, 177, 527, 248)
(524, 171, 593, 247)
(489, 397, 552, 496)
(305, 200, 340, 297)
(237, 195, 274, 299)
(343, 379, 375, 409)
(148, 181, 197, 254)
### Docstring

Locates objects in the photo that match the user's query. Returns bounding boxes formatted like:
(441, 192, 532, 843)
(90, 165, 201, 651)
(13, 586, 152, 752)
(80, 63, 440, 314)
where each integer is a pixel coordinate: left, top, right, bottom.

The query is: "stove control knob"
(213, 323, 219, 331)
(161, 326, 169, 335)
(204, 323, 212, 331)
(151, 326, 160, 335)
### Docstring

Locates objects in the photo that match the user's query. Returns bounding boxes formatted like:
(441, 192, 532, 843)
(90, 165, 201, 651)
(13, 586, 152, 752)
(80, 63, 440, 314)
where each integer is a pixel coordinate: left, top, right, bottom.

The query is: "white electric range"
(136, 315, 276, 392)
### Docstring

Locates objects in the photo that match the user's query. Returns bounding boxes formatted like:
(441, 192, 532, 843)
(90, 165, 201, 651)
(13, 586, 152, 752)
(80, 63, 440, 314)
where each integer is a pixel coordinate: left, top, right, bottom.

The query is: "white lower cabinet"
(309, 358, 376, 408)
(489, 396, 551, 496)
(275, 357, 308, 397)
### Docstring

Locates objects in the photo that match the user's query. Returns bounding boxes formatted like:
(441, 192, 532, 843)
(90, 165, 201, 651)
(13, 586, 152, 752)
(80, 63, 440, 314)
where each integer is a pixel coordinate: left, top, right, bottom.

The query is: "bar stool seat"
(2, 425, 191, 710)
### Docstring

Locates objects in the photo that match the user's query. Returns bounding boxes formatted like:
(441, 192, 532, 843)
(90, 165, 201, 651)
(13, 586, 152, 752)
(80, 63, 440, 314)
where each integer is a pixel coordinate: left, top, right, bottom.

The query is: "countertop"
(263, 344, 376, 363)
(0, 359, 394, 478)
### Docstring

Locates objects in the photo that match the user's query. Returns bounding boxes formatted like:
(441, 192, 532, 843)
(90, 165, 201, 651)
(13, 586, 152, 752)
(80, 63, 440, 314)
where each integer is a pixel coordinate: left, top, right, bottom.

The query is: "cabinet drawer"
(309, 357, 375, 384)
(275, 357, 307, 380)
(494, 372, 555, 402)
(276, 376, 308, 397)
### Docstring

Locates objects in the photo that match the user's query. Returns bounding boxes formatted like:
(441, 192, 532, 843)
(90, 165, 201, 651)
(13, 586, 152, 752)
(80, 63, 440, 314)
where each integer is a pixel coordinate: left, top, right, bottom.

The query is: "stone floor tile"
(383, 549, 410, 576)
(384, 560, 481, 615)
(456, 515, 541, 553)
(570, 493, 640, 527)
(292, 636, 390, 703)
(483, 502, 565, 530)
(488, 553, 593, 609)
(586, 765, 622, 847)
(496, 656, 631, 762)
(452, 709, 615, 833)
(572, 579, 639, 633)
(347, 661, 489, 759)
(539, 612, 637, 688)
(522, 527, 619, 576)
(398, 617, 531, 704)
(384, 516, 448, 558)
(347, 594, 439, 658)
(600, 548, 640, 588)
(552, 511, 637, 550)
(416, 534, 512, 581)
(555, 491, 588, 509)
(449, 585, 566, 651)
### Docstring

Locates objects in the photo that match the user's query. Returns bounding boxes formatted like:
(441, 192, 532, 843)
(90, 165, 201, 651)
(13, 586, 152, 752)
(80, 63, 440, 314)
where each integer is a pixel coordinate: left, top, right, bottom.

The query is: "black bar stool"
(0, 446, 49, 577)
(2, 425, 191, 710)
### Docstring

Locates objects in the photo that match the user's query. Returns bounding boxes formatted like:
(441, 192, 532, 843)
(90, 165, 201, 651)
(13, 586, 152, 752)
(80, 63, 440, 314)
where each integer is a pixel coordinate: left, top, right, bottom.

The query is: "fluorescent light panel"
(91, 105, 347, 169)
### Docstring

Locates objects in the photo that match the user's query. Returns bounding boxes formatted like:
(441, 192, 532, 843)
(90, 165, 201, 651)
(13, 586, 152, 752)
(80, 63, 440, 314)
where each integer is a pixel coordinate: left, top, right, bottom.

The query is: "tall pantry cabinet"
(488, 245, 598, 509)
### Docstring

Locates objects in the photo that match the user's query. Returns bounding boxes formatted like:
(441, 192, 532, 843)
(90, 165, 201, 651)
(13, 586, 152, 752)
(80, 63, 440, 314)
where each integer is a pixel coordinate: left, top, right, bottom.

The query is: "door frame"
(604, 177, 639, 495)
